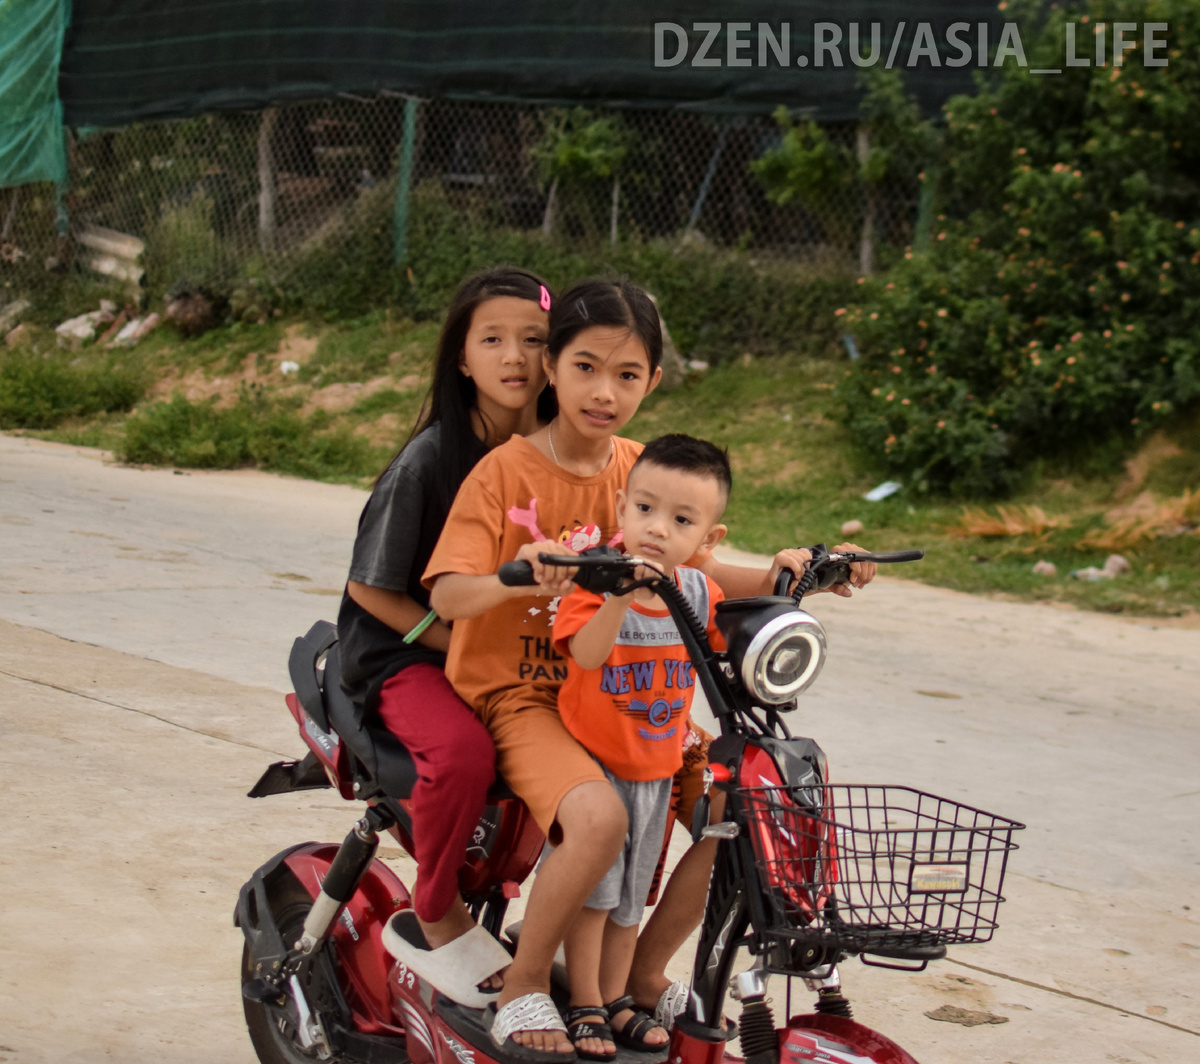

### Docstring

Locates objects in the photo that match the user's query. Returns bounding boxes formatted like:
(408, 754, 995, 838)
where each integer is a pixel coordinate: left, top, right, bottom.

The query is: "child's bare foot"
(417, 897, 506, 992)
(626, 972, 673, 1020)
(492, 985, 573, 1055)
(565, 1005, 616, 1061)
(605, 996, 669, 1049)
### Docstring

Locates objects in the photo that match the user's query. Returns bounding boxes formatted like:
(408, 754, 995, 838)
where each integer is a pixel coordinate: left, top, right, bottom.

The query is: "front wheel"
(241, 876, 345, 1064)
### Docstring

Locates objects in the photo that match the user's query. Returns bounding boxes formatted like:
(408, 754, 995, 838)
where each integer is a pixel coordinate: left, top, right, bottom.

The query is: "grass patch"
(119, 388, 386, 482)
(302, 313, 439, 385)
(626, 357, 1200, 619)
(0, 347, 147, 429)
(12, 311, 1197, 619)
(350, 387, 424, 419)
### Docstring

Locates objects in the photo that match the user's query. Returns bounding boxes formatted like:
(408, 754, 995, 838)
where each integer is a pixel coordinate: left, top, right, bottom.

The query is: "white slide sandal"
(382, 910, 511, 1010)
(488, 991, 573, 1062)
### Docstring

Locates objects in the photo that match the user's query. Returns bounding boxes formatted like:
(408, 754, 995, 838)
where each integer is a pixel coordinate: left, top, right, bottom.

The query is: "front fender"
(236, 843, 412, 1036)
(782, 1015, 920, 1064)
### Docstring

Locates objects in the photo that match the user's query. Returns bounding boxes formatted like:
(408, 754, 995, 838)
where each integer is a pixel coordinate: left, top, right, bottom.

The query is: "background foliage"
(268, 181, 856, 361)
(836, 0, 1200, 495)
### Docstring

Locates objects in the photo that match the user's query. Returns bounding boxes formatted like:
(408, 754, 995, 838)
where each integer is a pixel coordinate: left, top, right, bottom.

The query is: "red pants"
(375, 663, 496, 923)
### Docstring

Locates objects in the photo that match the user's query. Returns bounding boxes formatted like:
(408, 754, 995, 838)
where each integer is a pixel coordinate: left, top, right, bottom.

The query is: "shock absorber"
(805, 966, 853, 1019)
(731, 971, 778, 1064)
(296, 804, 394, 954)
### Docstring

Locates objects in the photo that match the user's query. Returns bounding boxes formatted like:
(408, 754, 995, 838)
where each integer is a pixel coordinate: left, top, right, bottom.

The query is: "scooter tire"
(241, 875, 346, 1064)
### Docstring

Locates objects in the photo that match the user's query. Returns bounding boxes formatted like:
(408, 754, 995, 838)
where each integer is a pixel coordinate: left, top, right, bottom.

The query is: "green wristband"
(402, 608, 439, 645)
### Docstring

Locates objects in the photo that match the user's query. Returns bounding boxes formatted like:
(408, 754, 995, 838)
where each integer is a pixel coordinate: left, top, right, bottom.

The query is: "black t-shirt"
(336, 423, 485, 707)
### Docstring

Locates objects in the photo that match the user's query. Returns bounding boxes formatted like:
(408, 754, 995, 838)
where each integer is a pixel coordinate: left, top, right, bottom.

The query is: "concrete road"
(1, 433, 1197, 1064)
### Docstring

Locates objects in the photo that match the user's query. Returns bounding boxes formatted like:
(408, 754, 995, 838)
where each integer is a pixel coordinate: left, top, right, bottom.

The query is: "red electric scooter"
(236, 546, 1023, 1064)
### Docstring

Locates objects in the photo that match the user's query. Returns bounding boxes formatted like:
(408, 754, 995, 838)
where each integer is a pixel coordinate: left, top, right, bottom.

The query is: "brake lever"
(536, 546, 639, 595)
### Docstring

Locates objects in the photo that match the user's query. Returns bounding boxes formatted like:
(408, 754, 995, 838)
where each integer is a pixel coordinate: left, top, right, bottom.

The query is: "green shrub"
(532, 108, 630, 239)
(0, 349, 146, 429)
(119, 388, 381, 479)
(838, 0, 1200, 495)
(144, 190, 232, 294)
(751, 70, 935, 259)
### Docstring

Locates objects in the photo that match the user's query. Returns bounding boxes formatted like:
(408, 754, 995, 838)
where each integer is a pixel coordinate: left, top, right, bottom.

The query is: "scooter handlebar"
(498, 560, 537, 586)
(775, 548, 925, 597)
(496, 548, 642, 595)
(842, 549, 925, 564)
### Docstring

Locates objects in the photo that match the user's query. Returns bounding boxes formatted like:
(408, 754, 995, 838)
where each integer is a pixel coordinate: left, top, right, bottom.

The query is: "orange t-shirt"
(422, 434, 643, 723)
(553, 568, 725, 781)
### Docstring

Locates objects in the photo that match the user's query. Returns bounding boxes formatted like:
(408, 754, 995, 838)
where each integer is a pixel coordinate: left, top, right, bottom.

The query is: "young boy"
(551, 434, 731, 1060)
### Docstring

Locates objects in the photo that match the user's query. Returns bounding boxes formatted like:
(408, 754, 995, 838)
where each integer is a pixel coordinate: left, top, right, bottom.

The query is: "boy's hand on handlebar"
(826, 541, 877, 596)
(515, 541, 577, 597)
(622, 556, 666, 587)
(767, 547, 813, 595)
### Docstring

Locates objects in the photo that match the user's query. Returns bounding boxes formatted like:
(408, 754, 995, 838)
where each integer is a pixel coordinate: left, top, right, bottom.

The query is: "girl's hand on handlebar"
(827, 541, 877, 596)
(767, 547, 813, 595)
(515, 541, 577, 597)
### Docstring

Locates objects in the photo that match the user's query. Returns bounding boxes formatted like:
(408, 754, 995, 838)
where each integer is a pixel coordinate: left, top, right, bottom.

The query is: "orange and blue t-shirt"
(553, 567, 726, 781)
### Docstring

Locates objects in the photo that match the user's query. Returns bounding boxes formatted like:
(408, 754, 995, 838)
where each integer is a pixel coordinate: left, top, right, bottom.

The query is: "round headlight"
(740, 611, 827, 705)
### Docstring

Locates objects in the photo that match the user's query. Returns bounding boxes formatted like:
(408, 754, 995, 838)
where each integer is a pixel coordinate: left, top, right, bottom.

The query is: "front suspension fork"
(293, 803, 394, 955)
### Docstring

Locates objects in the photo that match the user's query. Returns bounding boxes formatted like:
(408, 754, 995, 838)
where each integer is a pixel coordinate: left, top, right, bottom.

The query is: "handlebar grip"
(861, 550, 924, 563)
(773, 567, 796, 597)
(498, 560, 537, 586)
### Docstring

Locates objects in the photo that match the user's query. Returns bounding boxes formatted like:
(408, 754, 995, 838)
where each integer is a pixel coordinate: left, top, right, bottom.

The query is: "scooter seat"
(321, 644, 419, 800)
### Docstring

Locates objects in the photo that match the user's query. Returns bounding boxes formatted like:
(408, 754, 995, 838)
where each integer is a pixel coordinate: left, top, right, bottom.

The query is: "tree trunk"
(646, 292, 688, 393)
(541, 177, 559, 238)
(1, 187, 18, 242)
(857, 125, 876, 276)
(610, 178, 620, 246)
(257, 108, 280, 255)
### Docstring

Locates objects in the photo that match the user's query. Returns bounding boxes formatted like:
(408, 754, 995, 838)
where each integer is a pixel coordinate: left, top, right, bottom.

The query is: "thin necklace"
(548, 418, 613, 470)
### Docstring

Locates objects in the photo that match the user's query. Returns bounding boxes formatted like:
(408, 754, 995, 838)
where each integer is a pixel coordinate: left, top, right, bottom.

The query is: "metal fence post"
(393, 97, 419, 265)
(684, 120, 732, 235)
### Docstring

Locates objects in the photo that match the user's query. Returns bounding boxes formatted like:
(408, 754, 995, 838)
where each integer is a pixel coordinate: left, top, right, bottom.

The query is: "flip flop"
(488, 991, 577, 1063)
(641, 982, 737, 1040)
(650, 980, 689, 1031)
(382, 910, 510, 1010)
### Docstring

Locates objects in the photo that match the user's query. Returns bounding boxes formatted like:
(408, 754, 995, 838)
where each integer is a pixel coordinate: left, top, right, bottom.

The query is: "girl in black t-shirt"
(337, 267, 556, 1007)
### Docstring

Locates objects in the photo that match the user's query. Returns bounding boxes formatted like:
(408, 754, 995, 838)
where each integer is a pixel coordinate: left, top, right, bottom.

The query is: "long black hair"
(378, 266, 556, 505)
(546, 278, 663, 370)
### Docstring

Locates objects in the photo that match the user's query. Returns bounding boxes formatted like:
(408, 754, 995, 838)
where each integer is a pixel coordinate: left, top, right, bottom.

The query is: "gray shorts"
(585, 767, 672, 927)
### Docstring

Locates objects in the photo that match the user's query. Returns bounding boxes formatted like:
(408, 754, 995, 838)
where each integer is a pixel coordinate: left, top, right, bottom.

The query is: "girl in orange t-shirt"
(427, 280, 875, 1058)
(427, 280, 667, 1057)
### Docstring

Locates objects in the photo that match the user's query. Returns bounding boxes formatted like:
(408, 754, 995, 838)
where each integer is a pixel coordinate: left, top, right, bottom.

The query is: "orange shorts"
(486, 703, 608, 844)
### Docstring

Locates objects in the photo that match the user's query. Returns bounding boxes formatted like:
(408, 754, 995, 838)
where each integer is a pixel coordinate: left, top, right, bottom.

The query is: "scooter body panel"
(282, 844, 412, 1036)
(414, 994, 512, 1064)
(667, 1018, 728, 1064)
(286, 692, 354, 799)
(782, 1016, 920, 1064)
(457, 795, 545, 894)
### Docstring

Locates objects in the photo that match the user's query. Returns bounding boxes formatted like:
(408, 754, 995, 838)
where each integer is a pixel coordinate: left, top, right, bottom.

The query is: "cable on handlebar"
(536, 548, 743, 725)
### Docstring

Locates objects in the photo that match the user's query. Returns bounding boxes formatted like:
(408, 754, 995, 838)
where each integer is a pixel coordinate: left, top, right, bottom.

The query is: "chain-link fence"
(2, 94, 929, 309)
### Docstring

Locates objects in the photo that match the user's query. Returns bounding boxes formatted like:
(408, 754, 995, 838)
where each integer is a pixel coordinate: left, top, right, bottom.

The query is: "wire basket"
(738, 784, 1024, 954)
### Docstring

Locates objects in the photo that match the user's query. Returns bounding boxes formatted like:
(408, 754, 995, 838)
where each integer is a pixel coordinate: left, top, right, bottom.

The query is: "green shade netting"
(0, 0, 69, 188)
(60, 2, 1005, 128)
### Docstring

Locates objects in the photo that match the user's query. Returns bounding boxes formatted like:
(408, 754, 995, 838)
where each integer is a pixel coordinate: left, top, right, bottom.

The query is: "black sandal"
(565, 1005, 615, 1063)
(603, 996, 668, 1054)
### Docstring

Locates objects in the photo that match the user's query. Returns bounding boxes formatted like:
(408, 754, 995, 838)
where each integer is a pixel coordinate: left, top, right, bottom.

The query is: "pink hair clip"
(539, 285, 552, 311)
